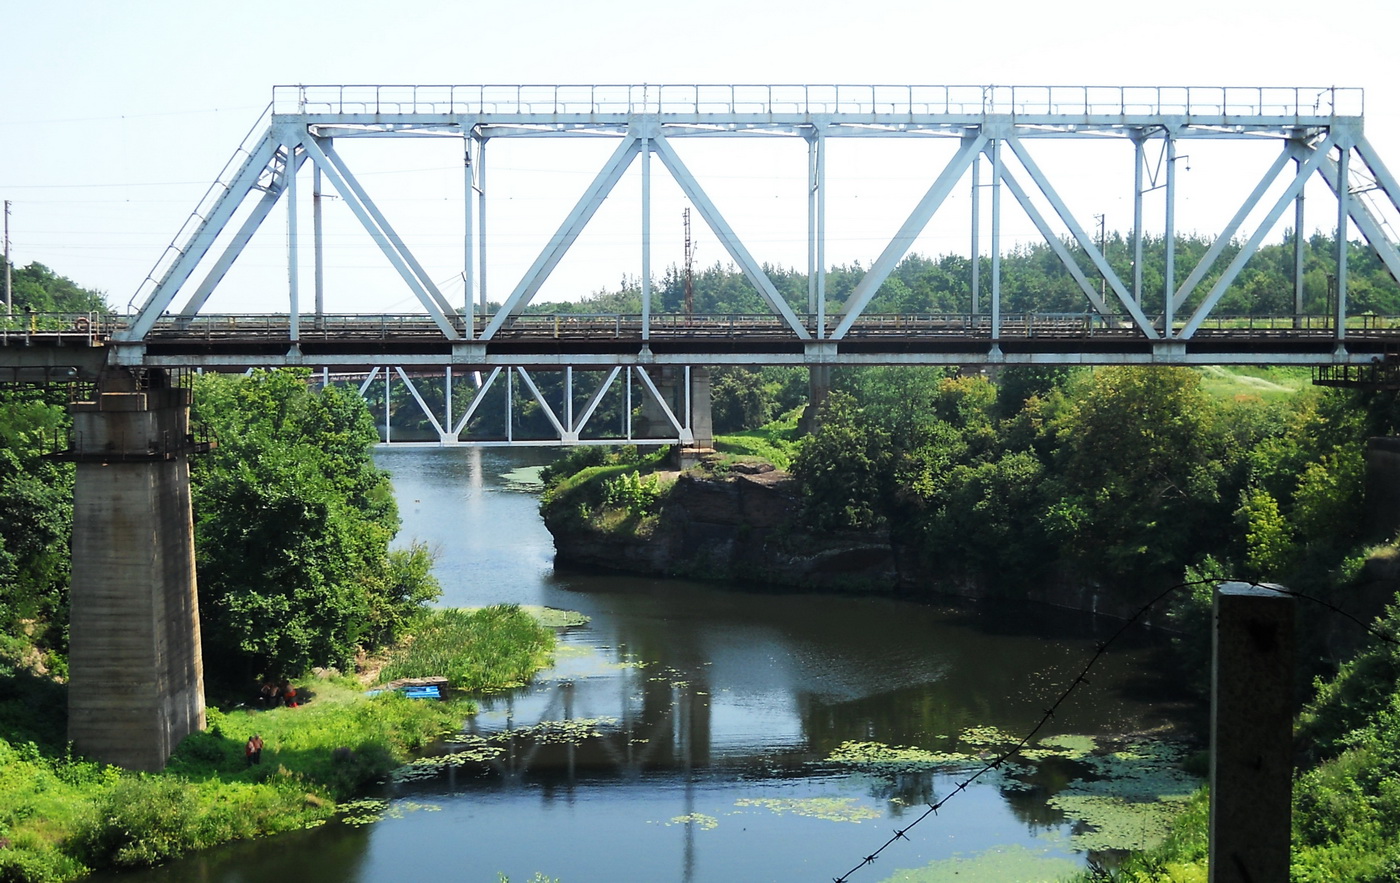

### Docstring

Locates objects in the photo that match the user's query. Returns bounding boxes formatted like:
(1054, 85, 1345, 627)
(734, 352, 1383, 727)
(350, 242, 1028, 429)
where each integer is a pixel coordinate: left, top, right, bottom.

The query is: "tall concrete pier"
(67, 371, 205, 771)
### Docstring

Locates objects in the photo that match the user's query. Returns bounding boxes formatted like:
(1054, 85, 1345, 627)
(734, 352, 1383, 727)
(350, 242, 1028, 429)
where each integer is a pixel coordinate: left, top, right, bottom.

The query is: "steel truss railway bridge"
(12, 83, 1400, 444)
(13, 83, 1400, 770)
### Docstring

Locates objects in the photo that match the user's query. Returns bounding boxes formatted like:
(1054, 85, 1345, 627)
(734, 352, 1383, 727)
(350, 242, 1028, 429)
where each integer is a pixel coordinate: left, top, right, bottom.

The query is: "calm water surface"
(96, 447, 1203, 883)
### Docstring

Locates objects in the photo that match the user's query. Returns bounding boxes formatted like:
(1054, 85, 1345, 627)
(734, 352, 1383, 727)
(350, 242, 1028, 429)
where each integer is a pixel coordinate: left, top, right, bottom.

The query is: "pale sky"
(4, 0, 1399, 314)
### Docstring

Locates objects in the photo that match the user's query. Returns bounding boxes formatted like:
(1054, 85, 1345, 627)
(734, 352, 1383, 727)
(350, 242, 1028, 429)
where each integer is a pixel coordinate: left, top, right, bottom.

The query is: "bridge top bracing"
(275, 83, 1363, 133)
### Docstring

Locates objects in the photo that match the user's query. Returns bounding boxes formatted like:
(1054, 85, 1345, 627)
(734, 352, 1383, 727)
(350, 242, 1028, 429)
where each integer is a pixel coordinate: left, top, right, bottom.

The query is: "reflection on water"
(92, 447, 1204, 883)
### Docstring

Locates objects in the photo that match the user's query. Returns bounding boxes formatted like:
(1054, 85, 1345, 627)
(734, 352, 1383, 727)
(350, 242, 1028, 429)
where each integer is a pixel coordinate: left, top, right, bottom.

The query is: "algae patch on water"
(337, 797, 443, 826)
(733, 797, 880, 823)
(499, 465, 546, 491)
(875, 843, 1081, 883)
(824, 732, 1201, 853)
(662, 813, 719, 830)
(1045, 740, 1199, 851)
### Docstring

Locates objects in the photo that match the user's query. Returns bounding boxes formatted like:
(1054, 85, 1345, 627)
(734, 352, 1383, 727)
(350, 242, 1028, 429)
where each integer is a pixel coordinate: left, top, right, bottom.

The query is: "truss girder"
(352, 364, 694, 445)
(125, 85, 1400, 361)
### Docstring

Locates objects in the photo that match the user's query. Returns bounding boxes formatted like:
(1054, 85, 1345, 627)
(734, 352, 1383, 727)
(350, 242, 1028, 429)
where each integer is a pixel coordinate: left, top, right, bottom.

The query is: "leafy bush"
(601, 471, 663, 517)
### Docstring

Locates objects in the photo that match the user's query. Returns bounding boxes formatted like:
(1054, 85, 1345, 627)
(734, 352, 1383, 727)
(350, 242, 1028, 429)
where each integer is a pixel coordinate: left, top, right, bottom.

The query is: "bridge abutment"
(67, 371, 205, 771)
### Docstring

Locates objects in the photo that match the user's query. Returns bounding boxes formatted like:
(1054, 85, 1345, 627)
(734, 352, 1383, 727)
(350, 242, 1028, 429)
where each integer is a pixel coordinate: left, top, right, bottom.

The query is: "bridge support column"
(67, 371, 205, 771)
(689, 367, 713, 450)
(801, 365, 832, 435)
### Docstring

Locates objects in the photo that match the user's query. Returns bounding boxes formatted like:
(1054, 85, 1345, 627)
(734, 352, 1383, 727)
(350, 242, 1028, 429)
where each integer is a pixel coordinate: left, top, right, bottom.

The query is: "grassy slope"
(0, 605, 557, 882)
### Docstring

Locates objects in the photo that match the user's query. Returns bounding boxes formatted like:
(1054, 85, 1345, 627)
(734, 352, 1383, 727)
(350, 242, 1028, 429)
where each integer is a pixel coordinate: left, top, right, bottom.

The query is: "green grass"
(376, 605, 556, 693)
(1195, 365, 1312, 403)
(0, 606, 560, 882)
(714, 411, 803, 470)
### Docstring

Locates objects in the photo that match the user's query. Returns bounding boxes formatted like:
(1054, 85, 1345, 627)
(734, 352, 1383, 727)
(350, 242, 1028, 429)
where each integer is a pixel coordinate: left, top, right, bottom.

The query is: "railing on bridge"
(275, 84, 1365, 120)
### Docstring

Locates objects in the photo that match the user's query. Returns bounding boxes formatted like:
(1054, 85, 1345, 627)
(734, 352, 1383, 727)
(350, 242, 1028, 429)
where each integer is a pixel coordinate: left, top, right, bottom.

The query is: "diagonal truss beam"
(1170, 147, 1294, 312)
(635, 366, 689, 441)
(298, 136, 460, 340)
(514, 368, 568, 439)
(1312, 140, 1400, 286)
(1004, 136, 1159, 338)
(451, 367, 503, 437)
(1181, 133, 1336, 338)
(997, 164, 1114, 317)
(316, 140, 458, 320)
(832, 134, 986, 339)
(122, 131, 282, 340)
(482, 135, 643, 340)
(179, 150, 309, 318)
(394, 368, 448, 440)
(573, 367, 623, 437)
(648, 132, 811, 340)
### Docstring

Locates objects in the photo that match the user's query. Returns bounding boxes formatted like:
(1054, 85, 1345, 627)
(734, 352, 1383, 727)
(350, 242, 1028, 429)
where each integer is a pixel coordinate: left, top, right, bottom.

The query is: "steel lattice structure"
(116, 83, 1400, 365)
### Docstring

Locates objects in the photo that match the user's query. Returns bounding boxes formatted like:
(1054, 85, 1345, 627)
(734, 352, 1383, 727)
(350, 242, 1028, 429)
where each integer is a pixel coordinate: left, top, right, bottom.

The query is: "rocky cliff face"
(544, 464, 1175, 620)
(545, 466, 900, 591)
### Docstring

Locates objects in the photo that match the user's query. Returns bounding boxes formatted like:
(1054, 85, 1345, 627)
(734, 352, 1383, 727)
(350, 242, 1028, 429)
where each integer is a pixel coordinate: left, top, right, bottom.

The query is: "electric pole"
(683, 207, 694, 317)
(4, 200, 11, 317)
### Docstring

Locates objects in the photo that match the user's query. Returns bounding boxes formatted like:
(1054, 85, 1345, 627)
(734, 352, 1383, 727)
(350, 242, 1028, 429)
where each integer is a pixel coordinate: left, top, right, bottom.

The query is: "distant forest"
(525, 231, 1400, 318)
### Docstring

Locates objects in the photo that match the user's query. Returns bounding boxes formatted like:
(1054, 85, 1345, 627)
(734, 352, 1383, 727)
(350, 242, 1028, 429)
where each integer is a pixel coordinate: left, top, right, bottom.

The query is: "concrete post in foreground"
(67, 371, 205, 771)
(1210, 581, 1294, 883)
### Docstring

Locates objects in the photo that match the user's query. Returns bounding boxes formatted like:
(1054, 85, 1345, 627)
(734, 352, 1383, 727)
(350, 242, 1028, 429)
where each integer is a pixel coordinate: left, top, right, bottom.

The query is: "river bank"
(0, 605, 560, 882)
(542, 455, 1172, 622)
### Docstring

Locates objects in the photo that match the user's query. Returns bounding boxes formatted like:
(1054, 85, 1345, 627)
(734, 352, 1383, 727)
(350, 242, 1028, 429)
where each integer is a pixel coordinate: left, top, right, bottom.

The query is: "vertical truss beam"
(807, 125, 827, 336)
(990, 139, 1002, 341)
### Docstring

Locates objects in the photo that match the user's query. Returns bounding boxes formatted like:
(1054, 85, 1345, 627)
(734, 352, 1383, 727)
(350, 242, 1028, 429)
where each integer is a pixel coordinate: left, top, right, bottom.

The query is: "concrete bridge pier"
(67, 370, 205, 771)
(638, 366, 713, 449)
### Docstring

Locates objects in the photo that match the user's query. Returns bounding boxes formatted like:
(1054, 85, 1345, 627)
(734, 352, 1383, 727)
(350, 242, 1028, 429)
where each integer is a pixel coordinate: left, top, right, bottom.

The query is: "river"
(97, 446, 1204, 883)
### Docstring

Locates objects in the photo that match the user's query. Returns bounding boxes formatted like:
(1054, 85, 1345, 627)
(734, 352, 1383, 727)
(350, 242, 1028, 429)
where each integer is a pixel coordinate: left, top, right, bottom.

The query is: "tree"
(190, 371, 437, 685)
(1040, 366, 1237, 580)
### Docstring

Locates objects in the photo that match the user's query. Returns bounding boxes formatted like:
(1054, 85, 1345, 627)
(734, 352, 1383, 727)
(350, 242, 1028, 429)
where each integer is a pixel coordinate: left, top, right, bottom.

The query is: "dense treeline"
(531, 229, 1400, 318)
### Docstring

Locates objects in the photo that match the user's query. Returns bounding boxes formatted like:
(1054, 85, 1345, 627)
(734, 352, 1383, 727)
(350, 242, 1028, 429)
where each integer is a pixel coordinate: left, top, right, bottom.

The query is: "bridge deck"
(2, 313, 1396, 376)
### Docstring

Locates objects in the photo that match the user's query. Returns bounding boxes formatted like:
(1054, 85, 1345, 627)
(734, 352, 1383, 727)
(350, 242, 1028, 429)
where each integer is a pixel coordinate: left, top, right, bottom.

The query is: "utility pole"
(683, 207, 694, 318)
(1095, 213, 1107, 305)
(4, 200, 11, 317)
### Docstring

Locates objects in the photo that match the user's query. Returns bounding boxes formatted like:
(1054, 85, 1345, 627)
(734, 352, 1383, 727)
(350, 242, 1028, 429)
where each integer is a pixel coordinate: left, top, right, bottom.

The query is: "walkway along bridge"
(10, 83, 1400, 773)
